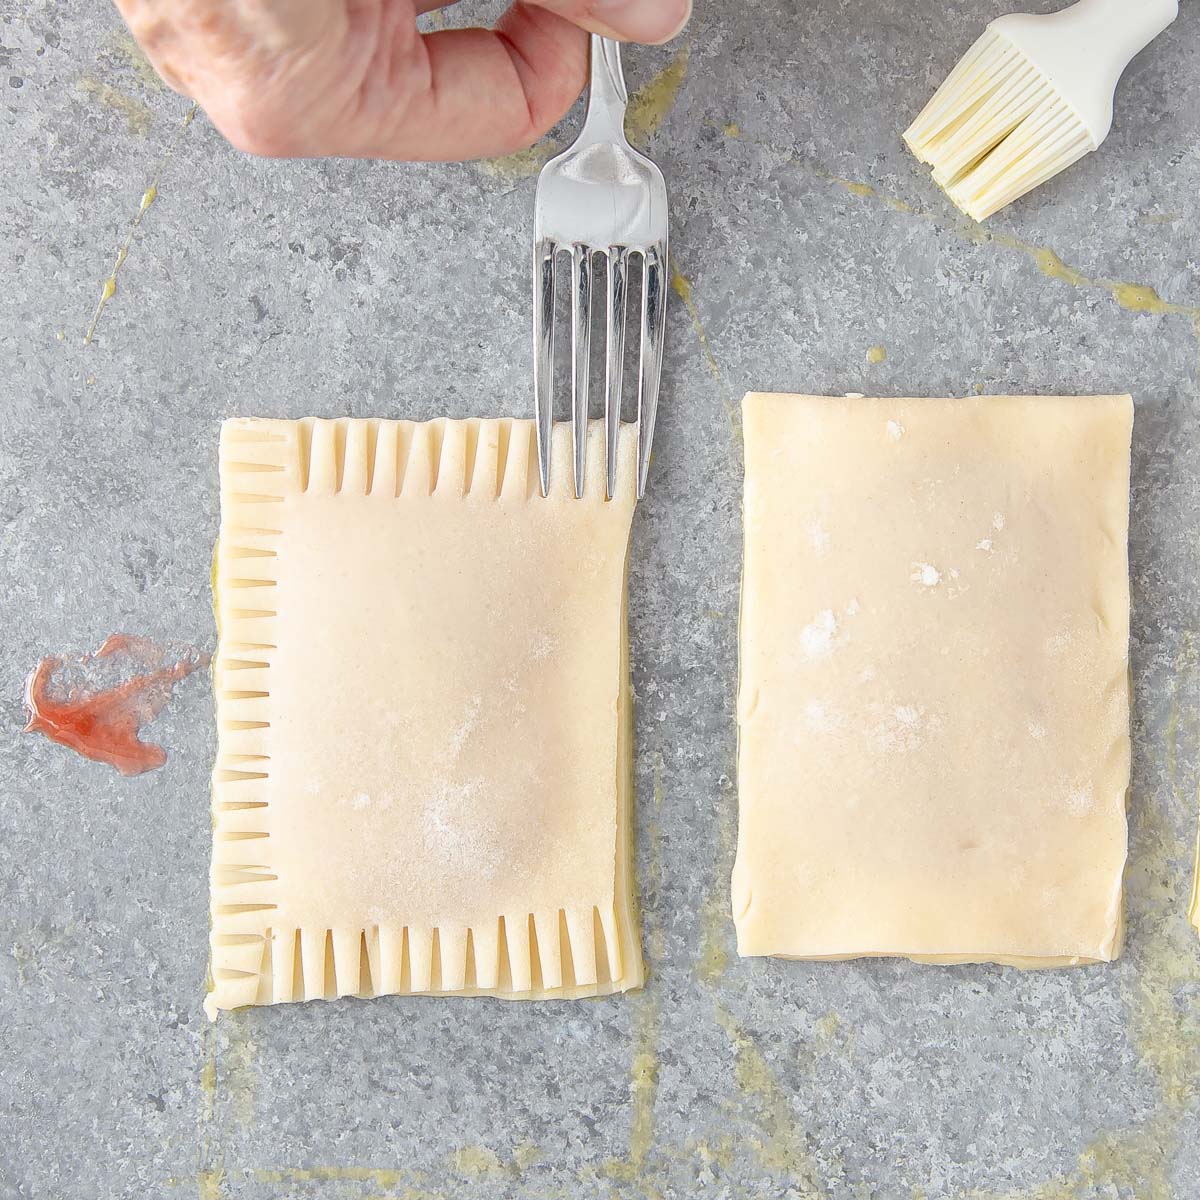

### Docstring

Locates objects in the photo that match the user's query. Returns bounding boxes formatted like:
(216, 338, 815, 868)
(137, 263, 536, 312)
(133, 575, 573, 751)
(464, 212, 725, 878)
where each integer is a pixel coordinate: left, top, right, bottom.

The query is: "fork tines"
(532, 35, 669, 501)
(534, 241, 666, 501)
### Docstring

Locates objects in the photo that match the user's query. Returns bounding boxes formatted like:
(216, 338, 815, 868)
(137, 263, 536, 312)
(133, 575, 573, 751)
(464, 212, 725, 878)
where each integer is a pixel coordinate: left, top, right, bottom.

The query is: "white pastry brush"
(903, 0, 1178, 221)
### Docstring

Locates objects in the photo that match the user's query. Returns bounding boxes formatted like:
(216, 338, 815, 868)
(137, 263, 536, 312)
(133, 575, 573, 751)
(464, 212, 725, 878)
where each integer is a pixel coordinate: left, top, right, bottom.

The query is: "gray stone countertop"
(2, 0, 1199, 1196)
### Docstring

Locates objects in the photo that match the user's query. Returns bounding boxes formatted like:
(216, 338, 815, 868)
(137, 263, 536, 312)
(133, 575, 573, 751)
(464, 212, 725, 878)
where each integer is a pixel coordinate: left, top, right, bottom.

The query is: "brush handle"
(1050, 0, 1178, 58)
(995, 0, 1178, 144)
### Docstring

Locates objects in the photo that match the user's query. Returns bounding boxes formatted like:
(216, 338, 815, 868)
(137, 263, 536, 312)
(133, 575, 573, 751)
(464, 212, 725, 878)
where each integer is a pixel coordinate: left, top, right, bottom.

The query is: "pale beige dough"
(734, 393, 1132, 966)
(207, 417, 642, 1017)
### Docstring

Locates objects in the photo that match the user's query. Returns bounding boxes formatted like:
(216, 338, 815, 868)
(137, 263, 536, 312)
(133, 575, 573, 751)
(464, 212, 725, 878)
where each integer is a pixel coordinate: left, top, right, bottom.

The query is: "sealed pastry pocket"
(207, 417, 642, 1016)
(734, 392, 1132, 967)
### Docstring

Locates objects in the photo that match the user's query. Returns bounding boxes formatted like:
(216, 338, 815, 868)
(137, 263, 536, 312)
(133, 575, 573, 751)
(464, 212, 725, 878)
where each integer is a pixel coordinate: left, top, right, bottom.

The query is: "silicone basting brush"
(904, 0, 1178, 221)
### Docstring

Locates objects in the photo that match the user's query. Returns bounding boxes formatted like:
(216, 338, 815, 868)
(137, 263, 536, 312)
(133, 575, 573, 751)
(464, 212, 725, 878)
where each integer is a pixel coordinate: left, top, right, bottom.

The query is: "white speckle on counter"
(911, 562, 941, 587)
(886, 420, 905, 441)
(844, 392, 865, 399)
(800, 609, 838, 658)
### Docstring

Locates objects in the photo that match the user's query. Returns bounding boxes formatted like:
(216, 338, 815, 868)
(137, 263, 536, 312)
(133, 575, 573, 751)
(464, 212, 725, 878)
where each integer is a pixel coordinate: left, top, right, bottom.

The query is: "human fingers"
(521, 0, 690, 45)
(364, 2, 588, 160)
(110, 0, 345, 94)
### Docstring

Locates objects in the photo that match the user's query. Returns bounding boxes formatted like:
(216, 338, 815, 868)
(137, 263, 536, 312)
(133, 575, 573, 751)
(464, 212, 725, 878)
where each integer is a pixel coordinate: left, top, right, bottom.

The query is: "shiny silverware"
(533, 35, 669, 499)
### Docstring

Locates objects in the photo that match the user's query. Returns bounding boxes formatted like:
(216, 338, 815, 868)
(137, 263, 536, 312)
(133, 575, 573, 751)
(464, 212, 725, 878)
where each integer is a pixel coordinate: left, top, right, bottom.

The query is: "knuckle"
(207, 89, 296, 156)
(221, 117, 297, 158)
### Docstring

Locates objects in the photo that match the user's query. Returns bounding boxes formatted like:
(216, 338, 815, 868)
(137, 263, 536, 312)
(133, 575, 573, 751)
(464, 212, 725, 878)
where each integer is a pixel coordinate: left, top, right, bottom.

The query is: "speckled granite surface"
(2, 1, 1199, 1197)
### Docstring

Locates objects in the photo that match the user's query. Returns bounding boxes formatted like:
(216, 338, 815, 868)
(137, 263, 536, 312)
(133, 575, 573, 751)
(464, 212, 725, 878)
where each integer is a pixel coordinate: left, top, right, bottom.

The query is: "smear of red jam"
(23, 634, 209, 776)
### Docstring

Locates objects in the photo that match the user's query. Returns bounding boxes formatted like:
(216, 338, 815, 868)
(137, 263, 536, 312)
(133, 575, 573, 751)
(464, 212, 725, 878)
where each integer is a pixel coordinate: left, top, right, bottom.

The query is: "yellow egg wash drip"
(603, 754, 667, 1189)
(686, 1133, 736, 1171)
(196, 1022, 223, 1200)
(600, 996, 662, 1187)
(840, 179, 875, 199)
(671, 267, 739, 436)
(714, 123, 1200, 342)
(452, 1147, 505, 1178)
(696, 770, 735, 985)
(78, 73, 154, 137)
(965, 638, 1200, 1199)
(511, 1141, 541, 1172)
(254, 1166, 408, 1189)
(220, 1018, 257, 1128)
(626, 44, 690, 147)
(195, 1167, 225, 1200)
(713, 1003, 829, 1192)
(105, 29, 167, 92)
(814, 1012, 842, 1040)
(696, 876, 731, 983)
(255, 1141, 548, 1195)
(478, 139, 560, 183)
(990, 237, 1200, 323)
(84, 105, 196, 346)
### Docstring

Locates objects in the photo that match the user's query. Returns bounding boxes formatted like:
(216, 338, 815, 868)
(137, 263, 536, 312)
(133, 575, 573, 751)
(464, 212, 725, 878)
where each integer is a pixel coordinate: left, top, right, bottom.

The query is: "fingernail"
(589, 0, 692, 44)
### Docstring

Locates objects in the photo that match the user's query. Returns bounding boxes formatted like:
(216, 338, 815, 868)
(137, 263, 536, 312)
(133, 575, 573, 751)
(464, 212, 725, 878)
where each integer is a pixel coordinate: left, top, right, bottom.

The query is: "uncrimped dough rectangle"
(207, 417, 642, 1016)
(733, 393, 1132, 965)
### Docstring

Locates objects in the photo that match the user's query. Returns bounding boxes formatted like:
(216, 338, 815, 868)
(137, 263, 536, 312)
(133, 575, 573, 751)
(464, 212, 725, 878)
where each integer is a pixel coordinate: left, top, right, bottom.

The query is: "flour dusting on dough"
(1046, 631, 1072, 656)
(804, 700, 841, 733)
(1065, 784, 1094, 815)
(886, 420, 905, 441)
(448, 695, 483, 756)
(874, 703, 939, 753)
(799, 610, 838, 658)
(422, 777, 501, 879)
(911, 562, 941, 587)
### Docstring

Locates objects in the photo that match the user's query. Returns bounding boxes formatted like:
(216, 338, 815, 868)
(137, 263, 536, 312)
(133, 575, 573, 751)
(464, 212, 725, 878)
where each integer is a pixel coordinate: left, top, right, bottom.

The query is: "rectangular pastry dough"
(207, 417, 643, 1016)
(734, 393, 1132, 966)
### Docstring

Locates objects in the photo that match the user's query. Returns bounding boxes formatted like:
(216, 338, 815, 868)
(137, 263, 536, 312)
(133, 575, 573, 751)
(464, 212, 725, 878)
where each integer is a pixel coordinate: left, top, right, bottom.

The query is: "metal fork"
(533, 34, 669, 500)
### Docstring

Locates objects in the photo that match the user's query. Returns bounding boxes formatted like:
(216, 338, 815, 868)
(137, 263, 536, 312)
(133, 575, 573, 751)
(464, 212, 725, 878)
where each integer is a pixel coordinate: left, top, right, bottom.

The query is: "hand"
(113, 0, 690, 161)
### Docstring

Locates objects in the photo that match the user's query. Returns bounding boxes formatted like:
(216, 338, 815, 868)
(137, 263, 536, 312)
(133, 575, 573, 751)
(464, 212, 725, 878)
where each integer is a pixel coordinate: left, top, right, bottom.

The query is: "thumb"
(521, 0, 691, 45)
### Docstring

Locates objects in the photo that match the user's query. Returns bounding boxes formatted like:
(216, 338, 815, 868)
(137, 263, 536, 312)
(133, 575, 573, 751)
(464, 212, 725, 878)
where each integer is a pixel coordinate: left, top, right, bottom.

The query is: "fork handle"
(583, 35, 630, 142)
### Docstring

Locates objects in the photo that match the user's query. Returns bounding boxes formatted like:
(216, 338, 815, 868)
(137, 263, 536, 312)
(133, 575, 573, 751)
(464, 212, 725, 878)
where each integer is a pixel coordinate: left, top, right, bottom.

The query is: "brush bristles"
(903, 28, 1096, 221)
